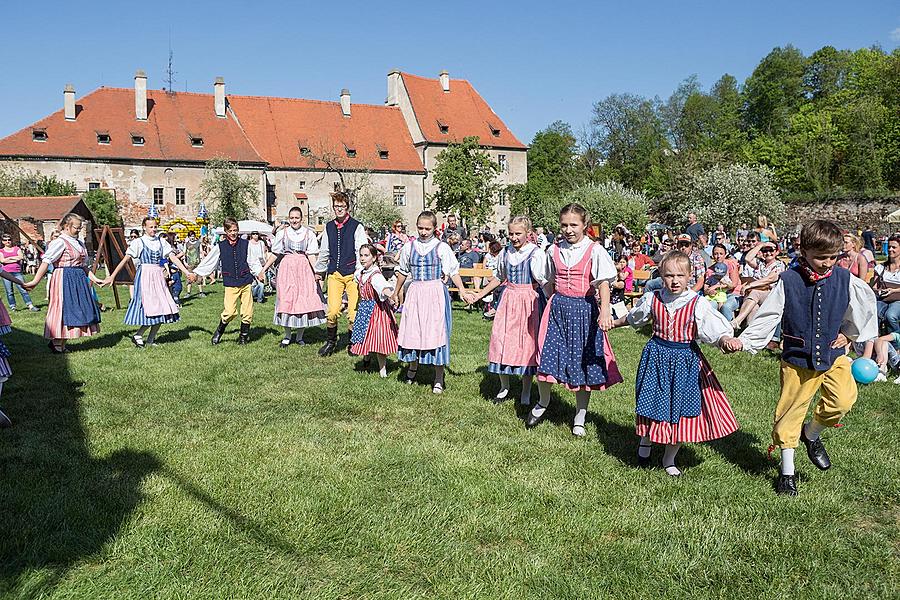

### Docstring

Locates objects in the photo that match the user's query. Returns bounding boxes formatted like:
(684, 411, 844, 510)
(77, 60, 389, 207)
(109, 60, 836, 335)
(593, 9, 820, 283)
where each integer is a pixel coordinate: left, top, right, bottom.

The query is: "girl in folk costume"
(613, 251, 740, 476)
(350, 244, 398, 377)
(23, 213, 102, 353)
(465, 216, 548, 405)
(260, 206, 326, 348)
(104, 216, 193, 348)
(526, 203, 623, 437)
(390, 211, 471, 394)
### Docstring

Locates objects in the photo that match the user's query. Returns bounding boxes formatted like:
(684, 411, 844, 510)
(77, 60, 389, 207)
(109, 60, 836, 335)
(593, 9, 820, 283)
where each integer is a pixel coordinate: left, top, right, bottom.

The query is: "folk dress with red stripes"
(350, 270, 398, 357)
(634, 291, 739, 444)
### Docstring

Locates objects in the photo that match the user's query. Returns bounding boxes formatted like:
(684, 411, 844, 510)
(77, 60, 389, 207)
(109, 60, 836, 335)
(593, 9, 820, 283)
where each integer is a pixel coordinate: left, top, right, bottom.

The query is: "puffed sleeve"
(495, 249, 508, 282)
(738, 280, 785, 353)
(590, 244, 617, 286)
(191, 243, 220, 277)
(305, 228, 319, 256)
(530, 247, 549, 286)
(843, 276, 879, 343)
(271, 230, 286, 255)
(315, 230, 330, 273)
(126, 238, 142, 259)
(370, 272, 395, 300)
(395, 241, 413, 277)
(544, 245, 557, 284)
(626, 292, 654, 327)
(160, 237, 174, 257)
(41, 238, 67, 264)
(693, 296, 734, 344)
(438, 241, 460, 277)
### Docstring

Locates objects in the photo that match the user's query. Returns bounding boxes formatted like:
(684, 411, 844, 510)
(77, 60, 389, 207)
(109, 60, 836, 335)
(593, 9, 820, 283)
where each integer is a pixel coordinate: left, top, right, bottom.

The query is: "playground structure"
(161, 217, 208, 237)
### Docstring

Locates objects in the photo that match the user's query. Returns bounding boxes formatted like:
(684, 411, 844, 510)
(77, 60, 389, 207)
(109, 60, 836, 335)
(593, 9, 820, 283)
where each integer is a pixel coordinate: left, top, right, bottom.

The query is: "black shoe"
(130, 334, 145, 349)
(211, 321, 228, 345)
(525, 408, 546, 429)
(637, 445, 652, 468)
(47, 341, 64, 354)
(775, 474, 798, 496)
(800, 427, 831, 471)
(318, 326, 337, 357)
(237, 322, 250, 345)
(280, 339, 291, 349)
(0, 408, 11, 428)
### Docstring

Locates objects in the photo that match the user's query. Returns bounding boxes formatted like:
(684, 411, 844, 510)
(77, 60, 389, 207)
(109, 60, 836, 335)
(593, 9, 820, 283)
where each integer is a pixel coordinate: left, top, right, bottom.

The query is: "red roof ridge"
(228, 93, 401, 111)
(399, 71, 473, 86)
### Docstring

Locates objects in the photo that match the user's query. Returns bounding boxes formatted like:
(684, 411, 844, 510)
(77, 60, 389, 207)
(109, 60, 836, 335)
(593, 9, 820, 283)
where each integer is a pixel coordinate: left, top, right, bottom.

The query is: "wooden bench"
(625, 269, 653, 301)
(448, 266, 496, 293)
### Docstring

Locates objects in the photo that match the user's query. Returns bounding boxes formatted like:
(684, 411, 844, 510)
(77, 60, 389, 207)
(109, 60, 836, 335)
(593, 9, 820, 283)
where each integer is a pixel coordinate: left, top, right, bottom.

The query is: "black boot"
(238, 322, 250, 345)
(211, 321, 228, 345)
(318, 325, 337, 357)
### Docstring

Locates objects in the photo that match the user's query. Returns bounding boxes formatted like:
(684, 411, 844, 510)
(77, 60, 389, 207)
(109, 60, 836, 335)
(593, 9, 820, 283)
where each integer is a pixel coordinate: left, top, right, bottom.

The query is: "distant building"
(0, 70, 526, 231)
(0, 195, 95, 244)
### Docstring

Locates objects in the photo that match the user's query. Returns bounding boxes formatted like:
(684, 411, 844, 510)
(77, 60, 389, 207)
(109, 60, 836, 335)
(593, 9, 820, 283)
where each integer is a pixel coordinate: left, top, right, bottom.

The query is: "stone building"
(0, 195, 95, 244)
(0, 70, 526, 230)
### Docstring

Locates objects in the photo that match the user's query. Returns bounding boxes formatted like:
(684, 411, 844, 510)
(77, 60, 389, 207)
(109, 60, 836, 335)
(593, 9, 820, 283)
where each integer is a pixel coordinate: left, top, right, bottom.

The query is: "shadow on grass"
(153, 325, 208, 345)
(0, 328, 160, 598)
(708, 430, 773, 476)
(62, 329, 127, 352)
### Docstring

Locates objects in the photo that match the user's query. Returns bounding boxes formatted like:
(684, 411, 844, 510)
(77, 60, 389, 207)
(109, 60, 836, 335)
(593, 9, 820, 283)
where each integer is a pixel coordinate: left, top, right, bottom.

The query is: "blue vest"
(780, 266, 850, 371)
(219, 238, 254, 287)
(325, 217, 361, 276)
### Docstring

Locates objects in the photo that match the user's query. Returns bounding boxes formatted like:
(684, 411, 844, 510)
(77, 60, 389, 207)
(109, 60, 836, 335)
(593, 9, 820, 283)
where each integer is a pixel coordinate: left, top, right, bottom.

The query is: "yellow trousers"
(773, 357, 857, 449)
(325, 272, 358, 327)
(222, 284, 254, 325)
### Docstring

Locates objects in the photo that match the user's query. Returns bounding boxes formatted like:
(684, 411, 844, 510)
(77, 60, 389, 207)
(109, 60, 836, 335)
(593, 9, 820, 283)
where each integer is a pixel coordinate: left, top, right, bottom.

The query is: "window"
(345, 146, 357, 159)
(88, 182, 100, 191)
(317, 216, 325, 225)
(488, 122, 501, 137)
(379, 150, 389, 160)
(97, 132, 111, 145)
(176, 188, 186, 205)
(498, 154, 508, 172)
(153, 187, 164, 205)
(190, 136, 204, 147)
(393, 186, 406, 207)
(298, 181, 305, 190)
(300, 146, 311, 157)
(333, 182, 341, 192)
(131, 135, 145, 146)
(32, 129, 47, 142)
(437, 119, 449, 134)
(498, 190, 507, 206)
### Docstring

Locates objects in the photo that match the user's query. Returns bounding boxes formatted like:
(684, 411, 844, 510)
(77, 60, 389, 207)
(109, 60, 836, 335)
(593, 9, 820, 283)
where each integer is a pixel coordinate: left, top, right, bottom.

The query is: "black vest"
(325, 217, 361, 276)
(780, 266, 851, 372)
(219, 238, 254, 287)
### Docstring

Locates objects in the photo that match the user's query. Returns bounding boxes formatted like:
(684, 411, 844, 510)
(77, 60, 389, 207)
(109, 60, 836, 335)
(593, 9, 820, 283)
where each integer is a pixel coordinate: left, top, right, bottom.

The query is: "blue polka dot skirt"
(635, 337, 702, 423)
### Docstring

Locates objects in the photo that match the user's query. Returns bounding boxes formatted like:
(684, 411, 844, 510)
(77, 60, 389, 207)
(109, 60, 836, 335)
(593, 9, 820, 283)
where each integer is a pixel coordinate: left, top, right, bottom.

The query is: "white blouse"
(272, 226, 319, 256)
(126, 235, 174, 260)
(495, 243, 549, 285)
(546, 237, 617, 287)
(42, 234, 87, 265)
(395, 236, 460, 277)
(355, 265, 395, 300)
(874, 264, 900, 285)
(626, 289, 734, 344)
(738, 276, 879, 352)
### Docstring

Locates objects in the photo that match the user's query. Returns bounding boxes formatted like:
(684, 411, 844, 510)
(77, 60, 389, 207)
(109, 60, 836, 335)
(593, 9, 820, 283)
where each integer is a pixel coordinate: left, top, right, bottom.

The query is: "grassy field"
(1, 281, 898, 599)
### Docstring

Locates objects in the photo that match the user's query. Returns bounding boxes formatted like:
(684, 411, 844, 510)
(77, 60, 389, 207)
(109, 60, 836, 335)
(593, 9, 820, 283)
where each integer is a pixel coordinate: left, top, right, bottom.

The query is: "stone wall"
(784, 197, 900, 233)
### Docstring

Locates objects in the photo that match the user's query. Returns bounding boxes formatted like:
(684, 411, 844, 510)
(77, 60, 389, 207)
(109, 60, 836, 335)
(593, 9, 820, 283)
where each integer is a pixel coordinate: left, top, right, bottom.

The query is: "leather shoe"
(800, 427, 831, 471)
(775, 474, 798, 496)
(524, 409, 545, 429)
(637, 445, 652, 468)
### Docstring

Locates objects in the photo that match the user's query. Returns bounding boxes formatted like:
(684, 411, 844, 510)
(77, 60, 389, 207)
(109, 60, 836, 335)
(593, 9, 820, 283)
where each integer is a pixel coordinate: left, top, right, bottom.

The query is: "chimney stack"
(134, 70, 148, 121)
(214, 77, 226, 118)
(439, 70, 450, 93)
(340, 88, 351, 117)
(386, 69, 401, 106)
(64, 84, 76, 121)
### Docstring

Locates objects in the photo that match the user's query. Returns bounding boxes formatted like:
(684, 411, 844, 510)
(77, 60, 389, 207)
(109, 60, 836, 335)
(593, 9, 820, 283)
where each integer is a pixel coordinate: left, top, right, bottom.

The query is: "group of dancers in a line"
(4, 192, 879, 496)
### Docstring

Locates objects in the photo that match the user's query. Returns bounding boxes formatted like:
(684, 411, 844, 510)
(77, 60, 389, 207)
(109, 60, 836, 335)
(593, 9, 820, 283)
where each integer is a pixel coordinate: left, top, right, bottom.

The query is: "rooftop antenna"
(165, 28, 176, 94)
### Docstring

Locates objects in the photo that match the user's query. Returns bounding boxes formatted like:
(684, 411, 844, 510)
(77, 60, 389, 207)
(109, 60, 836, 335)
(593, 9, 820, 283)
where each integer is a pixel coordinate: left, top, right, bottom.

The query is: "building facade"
(0, 70, 526, 231)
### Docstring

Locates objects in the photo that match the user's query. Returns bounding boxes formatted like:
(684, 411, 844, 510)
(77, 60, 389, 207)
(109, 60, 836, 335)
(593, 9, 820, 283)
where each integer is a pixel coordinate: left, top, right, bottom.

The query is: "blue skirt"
(635, 337, 702, 423)
(61, 268, 101, 328)
(351, 299, 376, 345)
(537, 294, 607, 388)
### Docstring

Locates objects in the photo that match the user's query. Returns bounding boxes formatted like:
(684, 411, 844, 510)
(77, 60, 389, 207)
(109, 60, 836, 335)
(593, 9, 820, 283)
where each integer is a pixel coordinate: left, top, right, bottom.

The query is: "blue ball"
(851, 357, 879, 384)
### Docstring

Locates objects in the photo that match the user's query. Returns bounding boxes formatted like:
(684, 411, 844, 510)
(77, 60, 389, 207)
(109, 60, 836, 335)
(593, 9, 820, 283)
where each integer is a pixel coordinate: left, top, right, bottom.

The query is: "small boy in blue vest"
(724, 220, 878, 496)
(189, 217, 266, 345)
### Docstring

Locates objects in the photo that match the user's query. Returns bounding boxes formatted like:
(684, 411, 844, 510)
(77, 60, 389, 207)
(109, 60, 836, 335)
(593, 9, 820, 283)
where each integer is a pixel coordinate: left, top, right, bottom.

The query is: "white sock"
(530, 387, 551, 418)
(638, 435, 652, 458)
(520, 375, 533, 405)
(781, 448, 795, 476)
(295, 327, 305, 343)
(663, 444, 682, 475)
(496, 374, 510, 399)
(283, 326, 293, 341)
(573, 391, 590, 428)
(804, 420, 826, 441)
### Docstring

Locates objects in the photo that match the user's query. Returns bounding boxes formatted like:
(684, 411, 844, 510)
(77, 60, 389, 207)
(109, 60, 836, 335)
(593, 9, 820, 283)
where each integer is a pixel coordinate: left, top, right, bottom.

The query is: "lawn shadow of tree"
(0, 328, 160, 598)
(708, 429, 773, 476)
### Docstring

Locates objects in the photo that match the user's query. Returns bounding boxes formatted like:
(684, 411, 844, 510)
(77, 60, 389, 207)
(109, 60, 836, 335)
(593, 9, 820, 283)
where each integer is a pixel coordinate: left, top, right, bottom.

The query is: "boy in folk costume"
(724, 220, 878, 496)
(315, 192, 367, 356)
(190, 217, 266, 345)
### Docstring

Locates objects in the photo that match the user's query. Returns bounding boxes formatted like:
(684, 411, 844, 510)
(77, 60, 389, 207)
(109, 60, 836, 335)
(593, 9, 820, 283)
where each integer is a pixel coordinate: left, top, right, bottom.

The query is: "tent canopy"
(888, 208, 900, 223)
(213, 219, 274, 236)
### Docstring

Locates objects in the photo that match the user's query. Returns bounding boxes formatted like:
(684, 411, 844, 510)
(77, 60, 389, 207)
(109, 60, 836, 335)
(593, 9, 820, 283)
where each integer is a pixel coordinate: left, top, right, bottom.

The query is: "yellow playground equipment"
(161, 217, 207, 237)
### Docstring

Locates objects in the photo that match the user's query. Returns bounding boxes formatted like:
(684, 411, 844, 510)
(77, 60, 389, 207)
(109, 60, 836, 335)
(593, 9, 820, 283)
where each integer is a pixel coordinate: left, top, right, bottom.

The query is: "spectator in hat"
(730, 240, 785, 330)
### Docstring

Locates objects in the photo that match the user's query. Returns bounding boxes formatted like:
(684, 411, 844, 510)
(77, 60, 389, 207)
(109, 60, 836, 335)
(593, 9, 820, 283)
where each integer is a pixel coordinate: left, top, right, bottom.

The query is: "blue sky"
(1, 1, 898, 143)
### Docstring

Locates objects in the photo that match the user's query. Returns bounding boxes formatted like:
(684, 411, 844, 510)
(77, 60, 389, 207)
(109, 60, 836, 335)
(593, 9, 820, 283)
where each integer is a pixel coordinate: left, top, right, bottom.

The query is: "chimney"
(340, 88, 351, 117)
(64, 84, 76, 121)
(386, 69, 401, 106)
(214, 77, 226, 118)
(134, 69, 148, 121)
(439, 70, 450, 93)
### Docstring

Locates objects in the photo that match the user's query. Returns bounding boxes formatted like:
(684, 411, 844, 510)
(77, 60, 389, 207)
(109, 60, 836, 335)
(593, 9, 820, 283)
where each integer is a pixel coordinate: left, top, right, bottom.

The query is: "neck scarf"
(800, 258, 832, 282)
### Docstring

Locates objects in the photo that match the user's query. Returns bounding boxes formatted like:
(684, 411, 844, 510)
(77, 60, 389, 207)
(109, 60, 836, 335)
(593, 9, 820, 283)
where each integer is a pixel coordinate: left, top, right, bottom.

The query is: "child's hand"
(831, 333, 850, 349)
(720, 337, 743, 353)
(598, 309, 613, 331)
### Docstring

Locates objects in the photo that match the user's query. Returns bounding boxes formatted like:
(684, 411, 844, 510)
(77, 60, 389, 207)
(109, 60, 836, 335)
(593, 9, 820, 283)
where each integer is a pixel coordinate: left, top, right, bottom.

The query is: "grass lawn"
(1, 281, 898, 599)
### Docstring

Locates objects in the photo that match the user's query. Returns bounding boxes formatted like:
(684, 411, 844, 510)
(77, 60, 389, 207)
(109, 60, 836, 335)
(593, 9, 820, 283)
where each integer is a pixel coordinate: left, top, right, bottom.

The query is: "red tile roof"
(0, 88, 266, 165)
(400, 72, 526, 149)
(227, 95, 424, 173)
(0, 196, 83, 221)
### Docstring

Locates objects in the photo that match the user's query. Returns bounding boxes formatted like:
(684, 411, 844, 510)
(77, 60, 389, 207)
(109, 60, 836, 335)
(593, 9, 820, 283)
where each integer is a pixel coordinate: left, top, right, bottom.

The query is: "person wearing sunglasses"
(0, 234, 39, 311)
(730, 241, 784, 330)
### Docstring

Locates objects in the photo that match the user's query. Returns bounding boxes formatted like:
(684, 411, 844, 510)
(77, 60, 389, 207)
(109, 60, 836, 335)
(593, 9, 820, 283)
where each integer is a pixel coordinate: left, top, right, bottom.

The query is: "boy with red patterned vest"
(725, 220, 878, 496)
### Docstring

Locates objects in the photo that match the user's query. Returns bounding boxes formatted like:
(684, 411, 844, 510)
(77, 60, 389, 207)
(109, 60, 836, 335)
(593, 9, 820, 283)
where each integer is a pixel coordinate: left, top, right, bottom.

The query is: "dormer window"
(437, 119, 449, 134)
(299, 146, 311, 157)
(488, 122, 501, 137)
(190, 135, 204, 147)
(379, 150, 389, 160)
(32, 129, 47, 142)
(344, 144, 356, 159)
(131, 134, 145, 146)
(96, 132, 111, 145)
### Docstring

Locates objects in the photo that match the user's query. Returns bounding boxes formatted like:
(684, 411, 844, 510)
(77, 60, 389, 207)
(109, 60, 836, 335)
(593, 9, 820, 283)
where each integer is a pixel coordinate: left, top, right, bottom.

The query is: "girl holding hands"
(349, 244, 398, 377)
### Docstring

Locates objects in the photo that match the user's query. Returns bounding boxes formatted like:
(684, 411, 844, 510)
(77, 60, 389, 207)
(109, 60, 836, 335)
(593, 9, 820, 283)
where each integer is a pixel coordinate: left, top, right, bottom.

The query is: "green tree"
(560, 181, 649, 235)
(82, 189, 122, 227)
(0, 166, 77, 197)
(429, 137, 501, 226)
(803, 46, 851, 101)
(742, 45, 807, 134)
(197, 158, 260, 225)
(354, 187, 402, 235)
